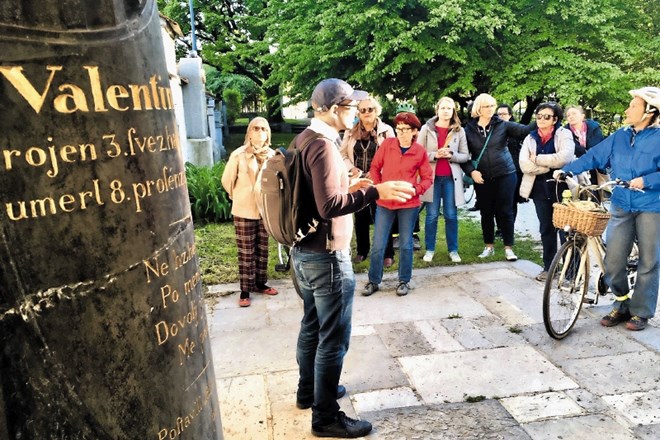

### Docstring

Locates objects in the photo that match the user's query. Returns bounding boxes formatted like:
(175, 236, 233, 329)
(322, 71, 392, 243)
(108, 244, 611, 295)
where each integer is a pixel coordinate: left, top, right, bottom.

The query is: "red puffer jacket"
(369, 137, 433, 210)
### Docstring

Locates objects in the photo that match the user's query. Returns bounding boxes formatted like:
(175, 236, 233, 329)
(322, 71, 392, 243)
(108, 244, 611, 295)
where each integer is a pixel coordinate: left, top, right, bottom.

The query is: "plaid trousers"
(233, 216, 269, 292)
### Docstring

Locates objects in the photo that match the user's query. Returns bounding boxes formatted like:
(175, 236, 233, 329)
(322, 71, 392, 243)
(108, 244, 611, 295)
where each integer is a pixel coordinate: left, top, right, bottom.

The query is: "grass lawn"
(194, 209, 542, 286)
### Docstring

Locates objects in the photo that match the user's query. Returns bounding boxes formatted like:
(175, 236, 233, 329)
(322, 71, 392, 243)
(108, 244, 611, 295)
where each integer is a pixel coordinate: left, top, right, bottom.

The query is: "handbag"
(463, 129, 493, 186)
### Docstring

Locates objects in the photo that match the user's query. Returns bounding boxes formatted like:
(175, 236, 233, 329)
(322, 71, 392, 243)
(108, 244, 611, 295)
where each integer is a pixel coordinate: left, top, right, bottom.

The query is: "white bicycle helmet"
(629, 87, 660, 112)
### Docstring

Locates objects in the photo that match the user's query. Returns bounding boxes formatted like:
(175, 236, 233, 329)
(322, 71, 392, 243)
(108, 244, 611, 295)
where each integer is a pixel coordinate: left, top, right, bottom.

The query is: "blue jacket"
(562, 126, 660, 213)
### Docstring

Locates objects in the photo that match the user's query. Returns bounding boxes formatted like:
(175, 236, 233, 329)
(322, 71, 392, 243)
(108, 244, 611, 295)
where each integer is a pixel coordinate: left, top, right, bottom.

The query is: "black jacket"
(462, 116, 533, 180)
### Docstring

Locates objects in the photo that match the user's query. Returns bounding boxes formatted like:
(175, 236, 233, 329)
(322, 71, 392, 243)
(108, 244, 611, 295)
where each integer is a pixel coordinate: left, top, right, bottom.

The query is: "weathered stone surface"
(362, 401, 532, 439)
(0, 1, 220, 438)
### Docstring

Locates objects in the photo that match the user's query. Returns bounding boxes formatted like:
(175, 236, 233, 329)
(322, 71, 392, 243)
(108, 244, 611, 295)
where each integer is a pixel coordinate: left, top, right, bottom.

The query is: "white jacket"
(519, 126, 574, 199)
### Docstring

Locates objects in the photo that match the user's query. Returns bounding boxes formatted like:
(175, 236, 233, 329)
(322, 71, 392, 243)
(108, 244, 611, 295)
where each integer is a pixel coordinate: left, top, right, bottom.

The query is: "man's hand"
(349, 177, 373, 193)
(629, 176, 645, 190)
(471, 170, 484, 185)
(375, 181, 415, 202)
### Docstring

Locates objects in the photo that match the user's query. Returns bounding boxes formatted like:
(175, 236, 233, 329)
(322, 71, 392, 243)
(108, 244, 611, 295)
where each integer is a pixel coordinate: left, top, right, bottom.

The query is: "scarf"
(248, 143, 270, 166)
(351, 119, 379, 141)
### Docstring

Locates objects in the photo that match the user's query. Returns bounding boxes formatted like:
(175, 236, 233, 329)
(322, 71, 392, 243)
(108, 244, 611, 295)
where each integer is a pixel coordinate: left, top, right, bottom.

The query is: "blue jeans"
(605, 207, 660, 319)
(291, 247, 354, 426)
(369, 206, 418, 284)
(533, 198, 565, 271)
(424, 175, 458, 253)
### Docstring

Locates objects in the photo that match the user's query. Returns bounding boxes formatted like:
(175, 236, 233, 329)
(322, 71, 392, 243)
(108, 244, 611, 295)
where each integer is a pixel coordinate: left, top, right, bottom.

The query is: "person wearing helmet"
(556, 86, 660, 331)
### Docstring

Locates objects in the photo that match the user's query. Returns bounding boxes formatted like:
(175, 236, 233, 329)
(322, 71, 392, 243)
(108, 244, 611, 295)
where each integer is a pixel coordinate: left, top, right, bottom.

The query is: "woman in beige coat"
(519, 103, 574, 281)
(221, 117, 278, 307)
(417, 97, 469, 263)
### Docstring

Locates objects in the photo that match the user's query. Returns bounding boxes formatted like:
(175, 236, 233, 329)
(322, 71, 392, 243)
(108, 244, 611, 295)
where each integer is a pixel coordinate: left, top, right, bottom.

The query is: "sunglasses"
(535, 114, 555, 121)
(252, 126, 269, 132)
(358, 107, 375, 114)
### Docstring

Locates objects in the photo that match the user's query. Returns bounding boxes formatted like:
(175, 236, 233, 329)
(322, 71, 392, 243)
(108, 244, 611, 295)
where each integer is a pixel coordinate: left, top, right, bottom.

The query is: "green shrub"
(185, 162, 232, 223)
(223, 88, 242, 125)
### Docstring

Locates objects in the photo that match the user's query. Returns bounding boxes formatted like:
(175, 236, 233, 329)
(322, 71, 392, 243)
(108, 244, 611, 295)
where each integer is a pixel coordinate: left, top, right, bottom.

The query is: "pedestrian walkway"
(207, 261, 660, 439)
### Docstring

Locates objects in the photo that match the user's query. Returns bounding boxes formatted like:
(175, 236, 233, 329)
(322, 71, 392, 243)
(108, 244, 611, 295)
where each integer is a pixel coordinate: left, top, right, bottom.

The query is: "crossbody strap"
(474, 129, 493, 167)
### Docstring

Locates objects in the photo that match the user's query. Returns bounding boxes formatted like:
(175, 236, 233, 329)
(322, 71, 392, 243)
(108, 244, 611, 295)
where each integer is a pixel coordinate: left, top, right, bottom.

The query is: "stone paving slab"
(559, 351, 660, 395)
(522, 414, 638, 440)
(362, 401, 531, 439)
(399, 346, 578, 404)
(207, 262, 659, 439)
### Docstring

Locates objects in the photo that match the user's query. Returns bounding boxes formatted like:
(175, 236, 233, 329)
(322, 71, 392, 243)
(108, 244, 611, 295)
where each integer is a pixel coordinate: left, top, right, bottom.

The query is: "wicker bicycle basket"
(552, 203, 611, 236)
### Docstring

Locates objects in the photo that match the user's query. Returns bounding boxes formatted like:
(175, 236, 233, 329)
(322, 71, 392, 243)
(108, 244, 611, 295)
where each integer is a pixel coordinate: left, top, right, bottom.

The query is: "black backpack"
(256, 132, 324, 248)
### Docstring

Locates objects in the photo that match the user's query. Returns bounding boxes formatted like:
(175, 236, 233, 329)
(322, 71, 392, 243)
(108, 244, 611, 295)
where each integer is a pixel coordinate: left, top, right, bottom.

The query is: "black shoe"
(468, 206, 479, 212)
(312, 411, 372, 438)
(296, 385, 347, 409)
(413, 235, 421, 250)
(363, 282, 379, 297)
(600, 309, 631, 327)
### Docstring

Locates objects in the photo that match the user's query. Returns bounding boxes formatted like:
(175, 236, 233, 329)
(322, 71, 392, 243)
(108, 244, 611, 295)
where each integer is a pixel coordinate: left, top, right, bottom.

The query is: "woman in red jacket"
(364, 112, 433, 296)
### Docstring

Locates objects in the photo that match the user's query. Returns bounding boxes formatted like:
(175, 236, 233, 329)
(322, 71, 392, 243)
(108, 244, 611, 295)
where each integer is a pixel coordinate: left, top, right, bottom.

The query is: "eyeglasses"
(482, 104, 496, 109)
(535, 114, 555, 121)
(497, 112, 510, 117)
(395, 127, 413, 133)
(358, 107, 375, 114)
(338, 104, 358, 109)
(252, 126, 269, 132)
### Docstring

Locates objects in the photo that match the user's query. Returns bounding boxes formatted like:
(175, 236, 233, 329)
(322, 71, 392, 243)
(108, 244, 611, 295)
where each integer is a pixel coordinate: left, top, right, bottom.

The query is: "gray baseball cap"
(311, 78, 368, 112)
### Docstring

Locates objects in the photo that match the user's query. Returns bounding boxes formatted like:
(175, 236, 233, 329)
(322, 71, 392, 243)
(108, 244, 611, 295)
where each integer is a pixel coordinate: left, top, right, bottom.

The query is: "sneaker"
(413, 235, 421, 250)
(396, 281, 410, 296)
(600, 309, 631, 327)
(392, 236, 400, 249)
(422, 251, 434, 262)
(504, 248, 518, 261)
(535, 271, 548, 282)
(297, 385, 346, 410)
(449, 251, 462, 263)
(363, 282, 379, 297)
(311, 411, 372, 438)
(478, 247, 494, 258)
(625, 316, 648, 331)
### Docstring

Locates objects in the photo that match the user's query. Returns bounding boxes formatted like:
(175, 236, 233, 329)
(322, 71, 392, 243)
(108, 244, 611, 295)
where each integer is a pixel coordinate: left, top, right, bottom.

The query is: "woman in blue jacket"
(558, 87, 660, 331)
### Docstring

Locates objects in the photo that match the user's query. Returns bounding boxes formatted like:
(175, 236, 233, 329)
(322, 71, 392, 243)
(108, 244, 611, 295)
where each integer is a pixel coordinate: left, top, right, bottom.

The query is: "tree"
(259, 0, 659, 117)
(158, 0, 282, 121)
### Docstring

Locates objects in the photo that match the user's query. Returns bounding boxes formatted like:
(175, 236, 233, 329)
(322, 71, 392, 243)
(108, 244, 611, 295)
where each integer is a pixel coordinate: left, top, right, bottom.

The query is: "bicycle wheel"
(543, 237, 590, 339)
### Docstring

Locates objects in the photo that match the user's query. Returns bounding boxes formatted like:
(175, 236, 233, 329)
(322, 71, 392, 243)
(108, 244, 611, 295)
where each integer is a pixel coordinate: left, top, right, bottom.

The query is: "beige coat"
(417, 118, 470, 205)
(519, 126, 574, 199)
(221, 145, 274, 219)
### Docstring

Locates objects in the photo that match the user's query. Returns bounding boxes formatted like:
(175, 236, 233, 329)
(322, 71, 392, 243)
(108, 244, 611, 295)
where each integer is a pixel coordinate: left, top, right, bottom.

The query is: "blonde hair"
(435, 97, 462, 131)
(244, 116, 271, 147)
(358, 96, 383, 117)
(471, 93, 497, 118)
(565, 105, 585, 115)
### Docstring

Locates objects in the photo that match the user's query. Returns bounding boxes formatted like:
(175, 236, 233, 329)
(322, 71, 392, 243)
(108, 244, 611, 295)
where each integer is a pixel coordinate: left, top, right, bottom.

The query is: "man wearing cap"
(291, 78, 415, 438)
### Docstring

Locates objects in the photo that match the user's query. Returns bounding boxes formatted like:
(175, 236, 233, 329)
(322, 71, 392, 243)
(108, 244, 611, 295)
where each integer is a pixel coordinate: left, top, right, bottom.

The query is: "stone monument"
(0, 1, 223, 438)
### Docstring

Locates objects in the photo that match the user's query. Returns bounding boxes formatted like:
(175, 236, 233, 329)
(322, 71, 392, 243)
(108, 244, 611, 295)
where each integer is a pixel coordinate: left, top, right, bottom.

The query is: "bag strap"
(473, 129, 493, 167)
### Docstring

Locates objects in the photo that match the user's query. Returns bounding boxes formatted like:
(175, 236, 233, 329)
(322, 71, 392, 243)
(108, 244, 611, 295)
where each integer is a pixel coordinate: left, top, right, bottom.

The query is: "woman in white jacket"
(418, 97, 469, 263)
(519, 103, 575, 281)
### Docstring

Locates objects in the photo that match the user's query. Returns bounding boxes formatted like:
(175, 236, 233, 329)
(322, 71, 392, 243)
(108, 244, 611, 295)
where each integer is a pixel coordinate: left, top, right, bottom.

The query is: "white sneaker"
(505, 248, 518, 261)
(423, 251, 434, 262)
(478, 247, 494, 258)
(449, 251, 462, 263)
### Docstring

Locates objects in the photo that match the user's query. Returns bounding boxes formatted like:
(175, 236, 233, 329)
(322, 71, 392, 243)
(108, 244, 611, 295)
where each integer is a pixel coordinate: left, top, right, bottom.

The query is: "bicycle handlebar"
(548, 175, 645, 193)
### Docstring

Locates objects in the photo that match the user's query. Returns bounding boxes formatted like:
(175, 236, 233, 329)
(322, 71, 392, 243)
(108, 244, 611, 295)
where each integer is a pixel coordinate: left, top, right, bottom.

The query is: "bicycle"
(542, 176, 642, 339)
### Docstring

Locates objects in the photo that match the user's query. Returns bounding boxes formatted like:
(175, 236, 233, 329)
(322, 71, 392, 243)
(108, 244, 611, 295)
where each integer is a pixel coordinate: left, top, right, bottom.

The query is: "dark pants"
(533, 198, 565, 271)
(292, 248, 354, 427)
(354, 203, 394, 258)
(474, 172, 517, 246)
